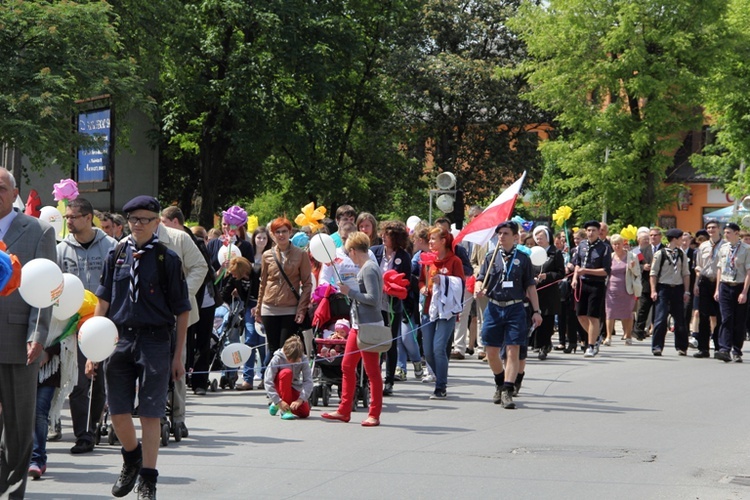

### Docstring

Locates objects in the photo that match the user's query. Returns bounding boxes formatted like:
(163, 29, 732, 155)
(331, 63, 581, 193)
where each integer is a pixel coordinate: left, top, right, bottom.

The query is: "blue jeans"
(421, 314, 456, 391)
(397, 314, 422, 371)
(242, 300, 266, 382)
(32, 385, 56, 468)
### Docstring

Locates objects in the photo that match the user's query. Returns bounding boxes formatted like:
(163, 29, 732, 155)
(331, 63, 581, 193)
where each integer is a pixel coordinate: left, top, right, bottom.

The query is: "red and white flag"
(453, 171, 526, 248)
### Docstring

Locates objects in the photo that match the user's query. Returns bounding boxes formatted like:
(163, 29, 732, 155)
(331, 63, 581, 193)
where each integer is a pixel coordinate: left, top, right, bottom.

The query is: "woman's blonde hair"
(610, 234, 624, 245)
(345, 231, 370, 253)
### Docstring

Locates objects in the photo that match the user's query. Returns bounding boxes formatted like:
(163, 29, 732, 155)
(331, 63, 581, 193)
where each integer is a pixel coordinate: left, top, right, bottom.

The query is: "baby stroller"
(308, 284, 369, 410)
(207, 299, 246, 391)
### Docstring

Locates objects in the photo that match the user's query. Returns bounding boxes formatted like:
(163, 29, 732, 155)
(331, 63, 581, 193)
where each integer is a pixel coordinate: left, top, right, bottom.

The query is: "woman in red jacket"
(419, 227, 464, 400)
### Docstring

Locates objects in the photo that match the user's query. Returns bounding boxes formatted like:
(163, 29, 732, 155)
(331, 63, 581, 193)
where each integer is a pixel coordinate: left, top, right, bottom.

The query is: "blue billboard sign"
(77, 108, 111, 183)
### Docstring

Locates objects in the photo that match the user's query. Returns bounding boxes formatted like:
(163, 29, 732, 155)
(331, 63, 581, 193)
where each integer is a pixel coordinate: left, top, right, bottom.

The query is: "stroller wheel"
(361, 384, 370, 409)
(321, 385, 331, 407)
(210, 379, 218, 392)
(310, 386, 320, 407)
(107, 425, 117, 446)
(160, 422, 170, 447)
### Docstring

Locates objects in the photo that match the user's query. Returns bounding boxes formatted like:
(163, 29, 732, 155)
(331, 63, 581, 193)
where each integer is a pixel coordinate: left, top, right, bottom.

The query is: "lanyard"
(500, 247, 517, 281)
(727, 244, 740, 269)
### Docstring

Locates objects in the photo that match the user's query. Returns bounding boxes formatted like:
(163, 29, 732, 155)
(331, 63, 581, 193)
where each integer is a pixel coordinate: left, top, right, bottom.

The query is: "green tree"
(0, 0, 142, 171)
(692, 0, 750, 198)
(387, 0, 550, 208)
(512, 0, 727, 226)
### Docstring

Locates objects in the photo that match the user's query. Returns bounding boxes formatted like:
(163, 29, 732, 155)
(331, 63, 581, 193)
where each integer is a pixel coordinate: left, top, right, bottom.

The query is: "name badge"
(502, 281, 513, 288)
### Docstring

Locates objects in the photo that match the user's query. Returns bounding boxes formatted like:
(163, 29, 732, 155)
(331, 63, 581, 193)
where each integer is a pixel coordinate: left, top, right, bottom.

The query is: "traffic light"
(430, 171, 466, 228)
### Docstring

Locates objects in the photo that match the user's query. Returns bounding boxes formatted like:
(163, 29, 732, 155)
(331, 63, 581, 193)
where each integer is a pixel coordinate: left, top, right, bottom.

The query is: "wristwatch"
(534, 309, 542, 314)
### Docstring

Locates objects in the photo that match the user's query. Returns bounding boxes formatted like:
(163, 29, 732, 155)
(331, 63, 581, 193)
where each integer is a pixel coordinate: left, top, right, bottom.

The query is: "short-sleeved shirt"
(96, 241, 191, 327)
(650, 248, 690, 286)
(477, 246, 534, 303)
(574, 239, 611, 282)
(717, 241, 750, 285)
(695, 238, 723, 280)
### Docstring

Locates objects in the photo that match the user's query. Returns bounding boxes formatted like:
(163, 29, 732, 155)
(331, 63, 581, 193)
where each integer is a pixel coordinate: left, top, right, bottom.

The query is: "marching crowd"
(2, 165, 749, 499)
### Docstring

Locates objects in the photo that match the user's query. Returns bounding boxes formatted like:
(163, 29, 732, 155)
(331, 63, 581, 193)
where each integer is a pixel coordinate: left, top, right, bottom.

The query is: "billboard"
(77, 108, 111, 183)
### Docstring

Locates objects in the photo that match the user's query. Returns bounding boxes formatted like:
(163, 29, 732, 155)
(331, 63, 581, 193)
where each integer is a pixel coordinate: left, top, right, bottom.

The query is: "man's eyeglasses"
(63, 214, 86, 221)
(127, 216, 158, 225)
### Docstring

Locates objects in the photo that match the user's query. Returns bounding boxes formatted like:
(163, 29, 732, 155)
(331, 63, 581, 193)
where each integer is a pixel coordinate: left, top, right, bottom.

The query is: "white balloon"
(39, 206, 64, 237)
(309, 233, 337, 263)
(221, 342, 253, 368)
(217, 244, 241, 265)
(53, 274, 85, 320)
(78, 316, 119, 362)
(406, 215, 421, 231)
(530, 246, 548, 267)
(19, 259, 64, 308)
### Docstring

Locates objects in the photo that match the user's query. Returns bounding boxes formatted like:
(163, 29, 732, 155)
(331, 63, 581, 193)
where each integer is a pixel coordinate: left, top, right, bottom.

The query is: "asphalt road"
(24, 334, 750, 500)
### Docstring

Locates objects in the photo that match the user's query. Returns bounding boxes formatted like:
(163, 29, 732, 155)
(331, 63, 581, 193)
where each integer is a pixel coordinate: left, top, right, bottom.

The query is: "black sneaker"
(112, 459, 142, 497)
(500, 388, 516, 409)
(492, 386, 503, 404)
(70, 439, 94, 454)
(135, 478, 156, 500)
(733, 353, 743, 363)
(715, 351, 732, 362)
(429, 389, 447, 400)
(693, 351, 710, 358)
(383, 383, 394, 396)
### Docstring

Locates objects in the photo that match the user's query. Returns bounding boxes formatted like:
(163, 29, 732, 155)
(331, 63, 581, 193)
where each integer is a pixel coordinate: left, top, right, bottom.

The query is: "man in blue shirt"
(477, 221, 542, 409)
(95, 196, 190, 500)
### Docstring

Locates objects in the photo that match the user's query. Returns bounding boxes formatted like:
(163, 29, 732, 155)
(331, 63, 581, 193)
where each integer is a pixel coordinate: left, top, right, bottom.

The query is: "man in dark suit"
(633, 227, 663, 340)
(0, 168, 57, 499)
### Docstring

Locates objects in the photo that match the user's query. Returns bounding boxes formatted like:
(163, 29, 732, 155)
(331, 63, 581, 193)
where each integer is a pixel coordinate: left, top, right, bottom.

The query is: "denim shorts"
(481, 301, 528, 347)
(105, 327, 172, 418)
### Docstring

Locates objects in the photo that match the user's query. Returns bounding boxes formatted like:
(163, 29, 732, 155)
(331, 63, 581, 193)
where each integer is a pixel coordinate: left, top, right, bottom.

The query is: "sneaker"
(688, 337, 699, 349)
(235, 381, 254, 391)
(449, 350, 465, 360)
(135, 478, 156, 500)
(28, 464, 45, 480)
(193, 387, 207, 396)
(693, 351, 710, 358)
(677, 350, 687, 356)
(429, 389, 447, 400)
(584, 346, 595, 358)
(652, 348, 662, 356)
(70, 439, 95, 454)
(112, 459, 142, 497)
(421, 373, 435, 383)
(624, 338, 633, 345)
(413, 362, 424, 379)
(269, 403, 279, 416)
(715, 351, 732, 362)
(281, 411, 297, 420)
(47, 419, 62, 442)
(492, 386, 503, 404)
(500, 388, 516, 409)
(383, 383, 394, 396)
(394, 367, 407, 382)
(733, 353, 743, 363)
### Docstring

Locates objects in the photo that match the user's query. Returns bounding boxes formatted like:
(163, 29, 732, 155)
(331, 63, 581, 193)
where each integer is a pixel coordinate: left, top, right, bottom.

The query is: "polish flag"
(453, 171, 526, 248)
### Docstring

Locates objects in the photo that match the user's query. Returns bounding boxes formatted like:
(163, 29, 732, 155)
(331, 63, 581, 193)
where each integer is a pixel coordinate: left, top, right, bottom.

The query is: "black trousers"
(718, 283, 748, 354)
(69, 346, 106, 444)
(188, 305, 216, 390)
(382, 310, 402, 385)
(634, 281, 654, 336)
(261, 314, 299, 365)
(651, 284, 688, 352)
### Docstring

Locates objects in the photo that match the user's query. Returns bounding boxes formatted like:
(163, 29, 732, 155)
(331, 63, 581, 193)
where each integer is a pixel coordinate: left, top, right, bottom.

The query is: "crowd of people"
(3, 169, 750, 499)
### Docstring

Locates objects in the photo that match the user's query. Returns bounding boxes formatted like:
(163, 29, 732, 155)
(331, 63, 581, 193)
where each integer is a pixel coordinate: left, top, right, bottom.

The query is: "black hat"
(725, 222, 741, 232)
(582, 220, 601, 230)
(123, 195, 161, 214)
(495, 221, 519, 235)
(665, 228, 683, 241)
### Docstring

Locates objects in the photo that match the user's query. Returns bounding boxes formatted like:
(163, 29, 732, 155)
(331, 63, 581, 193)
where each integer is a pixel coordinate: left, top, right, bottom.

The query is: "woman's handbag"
(356, 324, 392, 353)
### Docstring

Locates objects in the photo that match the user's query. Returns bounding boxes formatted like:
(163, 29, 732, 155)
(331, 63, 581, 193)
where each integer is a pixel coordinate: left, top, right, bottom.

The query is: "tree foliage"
(512, 0, 727, 226)
(388, 0, 549, 206)
(0, 0, 142, 171)
(692, 0, 750, 197)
